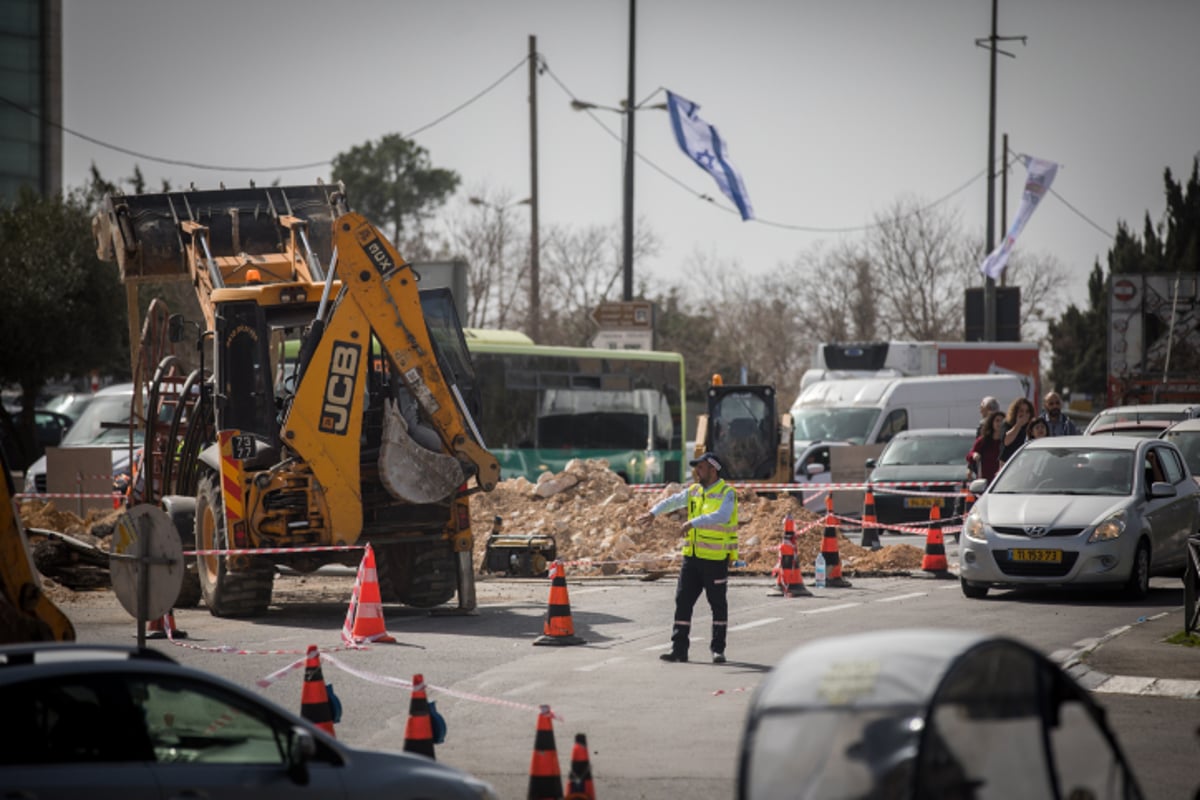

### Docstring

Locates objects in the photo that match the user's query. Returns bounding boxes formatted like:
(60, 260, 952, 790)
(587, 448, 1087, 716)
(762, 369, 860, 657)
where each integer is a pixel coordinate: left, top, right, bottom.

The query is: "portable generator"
(482, 516, 557, 577)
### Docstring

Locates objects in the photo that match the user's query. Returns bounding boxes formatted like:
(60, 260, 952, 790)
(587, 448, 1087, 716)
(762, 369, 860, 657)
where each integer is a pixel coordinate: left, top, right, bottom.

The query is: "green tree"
(0, 188, 126, 466)
(331, 134, 460, 250)
(1046, 264, 1107, 398)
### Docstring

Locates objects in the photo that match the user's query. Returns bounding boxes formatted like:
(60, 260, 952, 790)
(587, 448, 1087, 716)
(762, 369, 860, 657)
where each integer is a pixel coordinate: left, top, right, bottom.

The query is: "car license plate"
(905, 497, 944, 508)
(1009, 549, 1062, 563)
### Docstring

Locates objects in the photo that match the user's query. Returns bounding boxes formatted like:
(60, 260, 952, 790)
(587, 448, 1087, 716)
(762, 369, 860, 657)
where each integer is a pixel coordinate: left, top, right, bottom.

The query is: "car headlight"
(965, 510, 986, 542)
(1088, 511, 1126, 543)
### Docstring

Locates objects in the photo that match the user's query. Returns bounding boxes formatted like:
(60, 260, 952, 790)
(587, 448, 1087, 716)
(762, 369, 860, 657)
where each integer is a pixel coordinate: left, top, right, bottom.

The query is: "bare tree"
(782, 241, 878, 344)
(442, 189, 530, 329)
(867, 197, 974, 339)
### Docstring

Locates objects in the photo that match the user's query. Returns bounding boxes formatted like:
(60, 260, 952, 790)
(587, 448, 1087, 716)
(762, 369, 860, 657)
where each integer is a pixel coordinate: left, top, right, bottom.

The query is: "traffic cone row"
(344, 544, 396, 645)
(920, 505, 953, 578)
(771, 514, 811, 597)
(859, 489, 882, 550)
(821, 495, 852, 588)
(534, 560, 585, 646)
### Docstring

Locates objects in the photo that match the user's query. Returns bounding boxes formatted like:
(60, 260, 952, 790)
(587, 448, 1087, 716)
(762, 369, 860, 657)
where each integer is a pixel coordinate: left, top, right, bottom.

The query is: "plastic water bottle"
(815, 552, 827, 589)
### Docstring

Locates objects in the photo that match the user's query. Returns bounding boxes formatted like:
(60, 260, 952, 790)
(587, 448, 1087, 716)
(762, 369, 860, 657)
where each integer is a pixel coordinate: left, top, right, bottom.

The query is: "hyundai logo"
(1024, 526, 1049, 538)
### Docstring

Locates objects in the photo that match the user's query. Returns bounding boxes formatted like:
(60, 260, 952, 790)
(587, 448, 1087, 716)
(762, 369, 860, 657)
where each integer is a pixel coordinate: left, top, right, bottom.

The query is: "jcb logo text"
(320, 342, 361, 435)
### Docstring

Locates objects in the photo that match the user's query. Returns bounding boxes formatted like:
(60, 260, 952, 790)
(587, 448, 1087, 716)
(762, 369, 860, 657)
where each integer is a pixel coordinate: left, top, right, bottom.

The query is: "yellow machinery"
(0, 448, 75, 642)
(692, 374, 794, 483)
(93, 185, 498, 617)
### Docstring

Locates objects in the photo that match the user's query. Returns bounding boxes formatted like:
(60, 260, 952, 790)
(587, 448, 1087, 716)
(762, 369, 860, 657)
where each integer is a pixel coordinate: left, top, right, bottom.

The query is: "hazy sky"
(61, 0, 1200, 314)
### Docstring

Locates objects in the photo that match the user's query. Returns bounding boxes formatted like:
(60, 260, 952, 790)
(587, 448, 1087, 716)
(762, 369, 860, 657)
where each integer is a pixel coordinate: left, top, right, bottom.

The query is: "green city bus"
(463, 329, 686, 484)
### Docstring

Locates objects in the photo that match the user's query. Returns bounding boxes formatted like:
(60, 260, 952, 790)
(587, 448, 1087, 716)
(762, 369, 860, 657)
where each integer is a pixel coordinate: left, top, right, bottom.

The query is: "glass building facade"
(0, 0, 61, 203)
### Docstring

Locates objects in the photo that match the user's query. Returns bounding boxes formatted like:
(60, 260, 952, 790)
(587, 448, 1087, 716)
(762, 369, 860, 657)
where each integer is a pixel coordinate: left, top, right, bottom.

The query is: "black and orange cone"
(534, 561, 585, 646)
(860, 489, 882, 550)
(920, 505, 953, 578)
(300, 644, 336, 737)
(565, 732, 596, 800)
(403, 673, 436, 759)
(821, 494, 852, 588)
(772, 514, 811, 597)
(528, 704, 564, 800)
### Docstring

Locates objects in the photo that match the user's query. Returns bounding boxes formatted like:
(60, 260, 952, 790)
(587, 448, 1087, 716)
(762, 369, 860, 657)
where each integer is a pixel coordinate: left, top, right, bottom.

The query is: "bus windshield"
(466, 332, 685, 484)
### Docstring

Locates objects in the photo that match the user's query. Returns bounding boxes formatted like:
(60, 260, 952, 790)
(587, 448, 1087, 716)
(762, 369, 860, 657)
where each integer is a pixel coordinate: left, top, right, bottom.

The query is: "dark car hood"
(869, 465, 965, 484)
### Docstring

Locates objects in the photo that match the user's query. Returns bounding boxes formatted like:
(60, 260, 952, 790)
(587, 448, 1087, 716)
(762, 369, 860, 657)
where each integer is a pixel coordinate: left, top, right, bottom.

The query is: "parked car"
(0, 409, 73, 471)
(959, 435, 1198, 599)
(0, 642, 498, 800)
(1160, 418, 1200, 483)
(22, 383, 139, 495)
(43, 391, 99, 424)
(792, 440, 853, 512)
(865, 429, 976, 529)
(1083, 403, 1199, 435)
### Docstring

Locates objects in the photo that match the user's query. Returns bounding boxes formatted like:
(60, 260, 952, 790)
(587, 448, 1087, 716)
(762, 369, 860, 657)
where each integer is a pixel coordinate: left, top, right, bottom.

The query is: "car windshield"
(793, 408, 880, 445)
(1162, 430, 1200, 476)
(60, 393, 142, 447)
(878, 435, 973, 466)
(1090, 409, 1190, 428)
(989, 447, 1134, 495)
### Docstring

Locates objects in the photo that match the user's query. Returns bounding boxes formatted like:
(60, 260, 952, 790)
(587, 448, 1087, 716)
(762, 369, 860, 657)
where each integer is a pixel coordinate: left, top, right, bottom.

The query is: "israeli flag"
(666, 91, 754, 221)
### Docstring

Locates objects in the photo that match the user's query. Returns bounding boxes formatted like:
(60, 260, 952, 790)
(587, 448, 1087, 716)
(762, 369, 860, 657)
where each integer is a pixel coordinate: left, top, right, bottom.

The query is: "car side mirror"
(806, 462, 824, 477)
(969, 478, 989, 495)
(287, 725, 315, 785)
(864, 458, 877, 469)
(1149, 481, 1176, 499)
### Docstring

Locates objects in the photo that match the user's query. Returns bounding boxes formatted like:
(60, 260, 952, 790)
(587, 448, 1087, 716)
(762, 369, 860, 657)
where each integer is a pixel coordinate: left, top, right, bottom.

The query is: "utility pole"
(622, 0, 636, 302)
(528, 35, 541, 341)
(976, 0, 1025, 340)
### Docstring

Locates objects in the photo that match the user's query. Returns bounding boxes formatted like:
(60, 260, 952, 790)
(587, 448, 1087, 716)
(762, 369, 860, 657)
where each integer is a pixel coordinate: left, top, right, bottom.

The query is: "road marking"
(802, 603, 860, 614)
(875, 592, 927, 603)
(501, 680, 549, 697)
(576, 657, 628, 672)
(730, 617, 782, 632)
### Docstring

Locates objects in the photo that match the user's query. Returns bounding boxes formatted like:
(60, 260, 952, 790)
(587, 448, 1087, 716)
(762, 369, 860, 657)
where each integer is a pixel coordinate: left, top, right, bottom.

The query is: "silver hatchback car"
(959, 435, 1198, 599)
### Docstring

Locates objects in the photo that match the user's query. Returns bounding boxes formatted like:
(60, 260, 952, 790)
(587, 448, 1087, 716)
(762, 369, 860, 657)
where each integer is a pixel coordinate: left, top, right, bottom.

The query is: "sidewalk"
(1056, 609, 1200, 700)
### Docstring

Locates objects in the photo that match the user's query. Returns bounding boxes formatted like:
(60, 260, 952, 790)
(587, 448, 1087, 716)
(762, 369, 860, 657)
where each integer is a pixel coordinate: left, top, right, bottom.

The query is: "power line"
(0, 55, 530, 174)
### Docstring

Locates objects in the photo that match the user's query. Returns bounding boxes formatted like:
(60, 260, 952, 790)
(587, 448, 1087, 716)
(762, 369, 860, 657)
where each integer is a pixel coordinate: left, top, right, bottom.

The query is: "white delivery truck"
(790, 373, 1028, 449)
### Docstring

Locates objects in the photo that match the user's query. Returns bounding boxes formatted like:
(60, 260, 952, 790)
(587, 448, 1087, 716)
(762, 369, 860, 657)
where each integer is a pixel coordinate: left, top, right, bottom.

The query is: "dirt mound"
(470, 459, 923, 577)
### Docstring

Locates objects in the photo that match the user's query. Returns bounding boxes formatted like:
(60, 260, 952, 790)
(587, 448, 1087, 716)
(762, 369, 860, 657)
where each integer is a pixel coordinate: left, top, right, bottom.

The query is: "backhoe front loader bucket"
(94, 184, 346, 282)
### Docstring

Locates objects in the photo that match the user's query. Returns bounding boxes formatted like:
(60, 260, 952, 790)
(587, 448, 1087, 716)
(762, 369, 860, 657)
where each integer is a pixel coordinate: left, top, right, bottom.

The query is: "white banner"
(980, 155, 1059, 280)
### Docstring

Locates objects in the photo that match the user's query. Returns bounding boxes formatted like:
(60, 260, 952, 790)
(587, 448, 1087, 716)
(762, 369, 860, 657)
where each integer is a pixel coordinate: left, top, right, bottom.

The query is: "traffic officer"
(637, 451, 739, 664)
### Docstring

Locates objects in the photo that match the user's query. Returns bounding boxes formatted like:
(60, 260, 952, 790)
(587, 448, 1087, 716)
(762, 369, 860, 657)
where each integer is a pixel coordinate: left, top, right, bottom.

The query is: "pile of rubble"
(470, 459, 924, 577)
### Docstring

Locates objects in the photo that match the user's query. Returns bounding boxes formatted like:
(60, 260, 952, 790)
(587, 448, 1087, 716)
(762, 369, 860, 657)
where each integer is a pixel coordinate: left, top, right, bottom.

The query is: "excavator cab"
(694, 376, 794, 483)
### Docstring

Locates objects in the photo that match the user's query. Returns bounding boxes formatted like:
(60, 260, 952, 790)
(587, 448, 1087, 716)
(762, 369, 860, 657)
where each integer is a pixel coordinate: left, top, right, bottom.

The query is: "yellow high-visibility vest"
(683, 479, 738, 561)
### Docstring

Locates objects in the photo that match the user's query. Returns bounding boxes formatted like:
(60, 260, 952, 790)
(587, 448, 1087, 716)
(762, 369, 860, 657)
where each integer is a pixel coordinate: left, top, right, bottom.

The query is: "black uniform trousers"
(670, 554, 729, 657)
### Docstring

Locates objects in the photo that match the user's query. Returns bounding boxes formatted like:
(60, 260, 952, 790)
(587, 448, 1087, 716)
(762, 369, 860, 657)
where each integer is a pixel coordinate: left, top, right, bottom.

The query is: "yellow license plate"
(905, 497, 944, 508)
(1009, 549, 1062, 563)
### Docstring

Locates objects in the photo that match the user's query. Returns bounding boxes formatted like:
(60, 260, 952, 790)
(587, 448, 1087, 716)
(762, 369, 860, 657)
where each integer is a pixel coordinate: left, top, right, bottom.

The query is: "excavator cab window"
(418, 288, 482, 423)
(214, 302, 275, 438)
(710, 387, 777, 480)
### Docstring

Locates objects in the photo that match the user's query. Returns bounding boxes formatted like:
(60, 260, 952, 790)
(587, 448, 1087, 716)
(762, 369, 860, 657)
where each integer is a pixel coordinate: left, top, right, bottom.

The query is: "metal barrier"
(1186, 534, 1200, 635)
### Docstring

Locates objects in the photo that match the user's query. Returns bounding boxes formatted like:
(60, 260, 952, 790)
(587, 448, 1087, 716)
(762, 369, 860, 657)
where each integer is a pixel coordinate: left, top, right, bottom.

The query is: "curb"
(1051, 611, 1200, 701)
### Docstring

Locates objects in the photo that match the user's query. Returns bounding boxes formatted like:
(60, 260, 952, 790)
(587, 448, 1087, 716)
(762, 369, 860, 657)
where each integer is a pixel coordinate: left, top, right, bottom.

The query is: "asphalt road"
(61, 555, 1198, 800)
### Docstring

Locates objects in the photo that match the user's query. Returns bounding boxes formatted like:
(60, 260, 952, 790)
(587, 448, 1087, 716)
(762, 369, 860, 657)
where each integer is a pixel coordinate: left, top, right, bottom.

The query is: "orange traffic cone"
(565, 732, 596, 800)
(772, 514, 811, 597)
(300, 644, 336, 737)
(920, 505, 953, 578)
(821, 495, 852, 588)
(528, 704, 564, 800)
(345, 544, 396, 644)
(403, 673, 436, 759)
(533, 561, 585, 646)
(860, 489, 882, 550)
(146, 609, 187, 640)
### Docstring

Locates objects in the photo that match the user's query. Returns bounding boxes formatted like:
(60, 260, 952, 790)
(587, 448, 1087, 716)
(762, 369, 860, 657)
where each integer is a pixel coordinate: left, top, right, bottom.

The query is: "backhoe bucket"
(379, 399, 466, 504)
(94, 184, 346, 282)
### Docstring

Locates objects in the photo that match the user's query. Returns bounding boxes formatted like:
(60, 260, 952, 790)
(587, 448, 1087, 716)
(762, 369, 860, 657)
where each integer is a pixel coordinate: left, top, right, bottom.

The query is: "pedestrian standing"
(968, 411, 1006, 482)
(1026, 418, 1050, 441)
(977, 395, 1001, 437)
(1000, 397, 1036, 465)
(636, 451, 738, 664)
(1040, 391, 1080, 436)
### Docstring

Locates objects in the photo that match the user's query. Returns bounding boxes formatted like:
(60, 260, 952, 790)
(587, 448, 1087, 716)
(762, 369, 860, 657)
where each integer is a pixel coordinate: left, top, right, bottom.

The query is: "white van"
(789, 373, 1028, 449)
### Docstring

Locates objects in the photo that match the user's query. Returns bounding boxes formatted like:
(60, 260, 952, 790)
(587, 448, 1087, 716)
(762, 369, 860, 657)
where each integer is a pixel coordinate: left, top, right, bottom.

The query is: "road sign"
(591, 329, 654, 351)
(589, 300, 654, 329)
(1113, 279, 1137, 304)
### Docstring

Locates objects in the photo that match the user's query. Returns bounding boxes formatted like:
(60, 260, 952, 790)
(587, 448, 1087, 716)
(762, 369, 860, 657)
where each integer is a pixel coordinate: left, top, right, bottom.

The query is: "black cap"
(689, 451, 723, 472)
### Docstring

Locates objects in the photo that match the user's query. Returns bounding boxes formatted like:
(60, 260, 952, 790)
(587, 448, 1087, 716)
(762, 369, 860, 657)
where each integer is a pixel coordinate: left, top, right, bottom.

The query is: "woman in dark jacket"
(1000, 397, 1036, 465)
(968, 410, 1007, 482)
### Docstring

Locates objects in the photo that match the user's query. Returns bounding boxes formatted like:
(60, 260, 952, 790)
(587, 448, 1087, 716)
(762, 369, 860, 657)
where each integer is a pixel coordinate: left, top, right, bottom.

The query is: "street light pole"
(622, 0, 637, 302)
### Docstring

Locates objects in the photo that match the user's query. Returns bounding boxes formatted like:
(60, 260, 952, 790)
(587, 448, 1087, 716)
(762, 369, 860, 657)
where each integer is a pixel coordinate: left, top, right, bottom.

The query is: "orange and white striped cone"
(146, 609, 187, 640)
(533, 561, 585, 646)
(822, 494, 852, 588)
(345, 544, 396, 644)
(528, 705, 564, 800)
(403, 673, 436, 760)
(771, 514, 811, 597)
(920, 505, 953, 578)
(860, 489, 882, 550)
(565, 732, 596, 800)
(300, 644, 336, 737)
